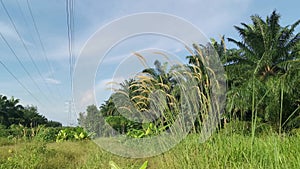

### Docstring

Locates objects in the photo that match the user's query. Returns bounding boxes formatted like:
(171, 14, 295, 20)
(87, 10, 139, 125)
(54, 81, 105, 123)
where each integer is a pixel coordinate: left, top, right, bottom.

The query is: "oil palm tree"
(0, 95, 24, 127)
(228, 10, 299, 79)
(227, 10, 300, 130)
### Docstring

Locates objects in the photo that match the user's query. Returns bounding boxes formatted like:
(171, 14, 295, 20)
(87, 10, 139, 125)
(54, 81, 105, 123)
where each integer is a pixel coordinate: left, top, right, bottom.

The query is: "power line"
(25, 0, 63, 99)
(0, 32, 51, 105)
(66, 0, 75, 94)
(0, 60, 43, 106)
(0, 0, 55, 104)
(25, 0, 53, 76)
(15, 0, 36, 49)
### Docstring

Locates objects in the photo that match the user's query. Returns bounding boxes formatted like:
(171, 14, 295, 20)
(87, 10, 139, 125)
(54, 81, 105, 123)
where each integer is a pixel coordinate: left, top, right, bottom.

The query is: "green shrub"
(290, 128, 300, 136)
(0, 125, 9, 137)
(35, 127, 62, 142)
(56, 127, 90, 142)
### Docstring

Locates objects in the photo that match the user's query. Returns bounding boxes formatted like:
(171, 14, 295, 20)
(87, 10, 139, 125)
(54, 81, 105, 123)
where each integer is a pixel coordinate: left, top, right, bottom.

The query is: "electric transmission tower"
(65, 100, 76, 126)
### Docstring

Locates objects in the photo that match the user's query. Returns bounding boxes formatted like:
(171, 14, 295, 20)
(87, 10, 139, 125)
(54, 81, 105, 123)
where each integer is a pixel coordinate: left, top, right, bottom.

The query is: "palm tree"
(227, 10, 300, 130)
(0, 95, 24, 127)
(0, 95, 9, 126)
(228, 10, 300, 79)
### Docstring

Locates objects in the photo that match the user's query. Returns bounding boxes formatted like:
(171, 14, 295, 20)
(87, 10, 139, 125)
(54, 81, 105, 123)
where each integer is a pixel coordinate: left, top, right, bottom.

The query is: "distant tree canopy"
(0, 95, 62, 128)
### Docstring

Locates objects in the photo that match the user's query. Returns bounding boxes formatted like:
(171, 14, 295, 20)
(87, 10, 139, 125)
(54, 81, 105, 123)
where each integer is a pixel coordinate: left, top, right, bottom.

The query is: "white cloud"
(46, 78, 61, 85)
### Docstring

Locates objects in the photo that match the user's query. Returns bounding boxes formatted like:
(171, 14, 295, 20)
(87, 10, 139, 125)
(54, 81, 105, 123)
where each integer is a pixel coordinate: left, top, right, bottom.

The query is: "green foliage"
(78, 105, 106, 137)
(109, 160, 148, 169)
(35, 126, 62, 142)
(109, 161, 121, 169)
(0, 95, 62, 128)
(290, 128, 300, 136)
(56, 127, 90, 142)
(126, 122, 169, 138)
(74, 10, 300, 139)
(45, 120, 62, 127)
(105, 115, 126, 133)
(0, 141, 51, 169)
(0, 125, 8, 137)
(0, 9, 299, 169)
(0, 95, 24, 127)
(0, 133, 299, 168)
(0, 125, 89, 142)
(139, 161, 148, 169)
(223, 10, 300, 132)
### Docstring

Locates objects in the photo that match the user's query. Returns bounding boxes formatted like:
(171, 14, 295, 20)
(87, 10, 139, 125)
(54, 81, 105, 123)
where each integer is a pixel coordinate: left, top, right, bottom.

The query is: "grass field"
(1, 126, 299, 169)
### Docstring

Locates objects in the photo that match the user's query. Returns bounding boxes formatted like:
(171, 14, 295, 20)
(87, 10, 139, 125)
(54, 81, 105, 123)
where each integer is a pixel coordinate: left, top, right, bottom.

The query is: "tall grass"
(1, 129, 299, 169)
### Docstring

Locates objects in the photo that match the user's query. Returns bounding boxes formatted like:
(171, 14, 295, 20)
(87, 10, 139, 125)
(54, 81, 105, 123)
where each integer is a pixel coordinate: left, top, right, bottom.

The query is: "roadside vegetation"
(0, 10, 299, 169)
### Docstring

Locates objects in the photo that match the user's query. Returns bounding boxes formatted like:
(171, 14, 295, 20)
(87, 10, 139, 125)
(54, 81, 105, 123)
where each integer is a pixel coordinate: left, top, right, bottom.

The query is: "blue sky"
(0, 0, 299, 125)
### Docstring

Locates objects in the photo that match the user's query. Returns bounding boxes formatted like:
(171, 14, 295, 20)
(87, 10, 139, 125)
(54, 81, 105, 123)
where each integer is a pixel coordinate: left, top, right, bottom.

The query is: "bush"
(35, 127, 62, 142)
(0, 124, 63, 142)
(0, 125, 9, 137)
(56, 127, 90, 142)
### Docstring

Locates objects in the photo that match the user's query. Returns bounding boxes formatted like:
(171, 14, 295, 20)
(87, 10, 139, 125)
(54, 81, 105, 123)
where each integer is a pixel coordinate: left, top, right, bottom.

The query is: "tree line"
(0, 95, 62, 128)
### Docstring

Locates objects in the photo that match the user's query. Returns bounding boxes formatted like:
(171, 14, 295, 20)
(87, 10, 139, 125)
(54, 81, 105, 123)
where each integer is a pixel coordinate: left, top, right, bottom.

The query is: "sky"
(0, 0, 299, 126)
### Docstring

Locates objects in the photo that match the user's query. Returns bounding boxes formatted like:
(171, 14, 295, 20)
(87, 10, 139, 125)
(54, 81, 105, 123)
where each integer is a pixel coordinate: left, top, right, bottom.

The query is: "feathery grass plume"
(133, 52, 149, 68)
